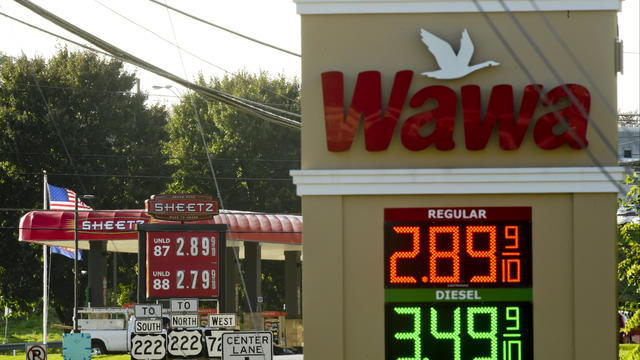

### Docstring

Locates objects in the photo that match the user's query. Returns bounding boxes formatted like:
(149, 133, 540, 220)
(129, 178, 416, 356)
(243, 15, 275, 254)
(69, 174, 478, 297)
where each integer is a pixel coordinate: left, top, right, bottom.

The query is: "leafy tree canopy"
(162, 71, 301, 214)
(0, 48, 169, 322)
(618, 173, 640, 341)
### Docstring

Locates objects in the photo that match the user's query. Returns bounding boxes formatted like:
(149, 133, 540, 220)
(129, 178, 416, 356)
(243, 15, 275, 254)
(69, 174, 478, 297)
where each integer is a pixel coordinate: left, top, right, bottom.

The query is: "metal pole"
(113, 252, 117, 305)
(43, 172, 48, 344)
(73, 196, 78, 333)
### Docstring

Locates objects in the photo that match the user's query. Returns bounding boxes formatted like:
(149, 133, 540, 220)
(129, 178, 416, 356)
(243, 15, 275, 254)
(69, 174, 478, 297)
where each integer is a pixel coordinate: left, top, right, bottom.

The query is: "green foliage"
(0, 48, 169, 323)
(618, 173, 640, 335)
(620, 344, 640, 360)
(163, 71, 300, 213)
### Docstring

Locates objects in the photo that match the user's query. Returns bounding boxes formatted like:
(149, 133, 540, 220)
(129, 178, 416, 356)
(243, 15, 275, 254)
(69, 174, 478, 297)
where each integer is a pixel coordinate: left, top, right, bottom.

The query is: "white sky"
(0, 0, 301, 106)
(0, 0, 638, 112)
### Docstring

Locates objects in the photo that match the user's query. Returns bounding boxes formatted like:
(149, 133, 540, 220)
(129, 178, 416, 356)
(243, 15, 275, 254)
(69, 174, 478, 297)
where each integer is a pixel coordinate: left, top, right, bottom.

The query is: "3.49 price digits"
(390, 305, 526, 360)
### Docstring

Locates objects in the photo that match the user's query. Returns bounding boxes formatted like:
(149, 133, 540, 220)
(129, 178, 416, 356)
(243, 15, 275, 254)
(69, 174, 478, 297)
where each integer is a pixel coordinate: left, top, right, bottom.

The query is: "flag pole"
(43, 171, 49, 345)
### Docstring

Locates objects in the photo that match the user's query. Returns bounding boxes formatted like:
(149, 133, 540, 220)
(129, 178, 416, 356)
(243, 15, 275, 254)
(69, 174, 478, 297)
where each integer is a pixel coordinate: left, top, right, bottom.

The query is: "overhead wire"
(147, 0, 301, 58)
(470, 0, 628, 194)
(162, 2, 259, 322)
(12, 0, 301, 129)
(0, 11, 112, 58)
(93, 0, 301, 106)
(91, 0, 229, 74)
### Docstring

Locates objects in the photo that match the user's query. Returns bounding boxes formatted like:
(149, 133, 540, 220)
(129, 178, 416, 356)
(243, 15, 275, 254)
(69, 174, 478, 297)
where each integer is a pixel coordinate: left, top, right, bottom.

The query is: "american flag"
(48, 184, 92, 210)
(50, 245, 83, 260)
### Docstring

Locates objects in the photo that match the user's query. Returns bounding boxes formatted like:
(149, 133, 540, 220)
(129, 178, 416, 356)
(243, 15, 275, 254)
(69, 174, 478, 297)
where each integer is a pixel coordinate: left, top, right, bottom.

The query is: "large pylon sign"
(291, 0, 624, 359)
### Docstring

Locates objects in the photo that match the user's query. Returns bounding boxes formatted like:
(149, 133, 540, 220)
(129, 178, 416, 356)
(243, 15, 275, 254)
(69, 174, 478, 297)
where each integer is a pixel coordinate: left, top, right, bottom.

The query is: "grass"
(0, 355, 129, 360)
(0, 311, 130, 359)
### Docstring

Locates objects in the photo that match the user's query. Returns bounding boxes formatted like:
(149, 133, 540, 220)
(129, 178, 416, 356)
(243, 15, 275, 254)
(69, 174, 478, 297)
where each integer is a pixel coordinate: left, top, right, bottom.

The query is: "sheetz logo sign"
(321, 29, 590, 153)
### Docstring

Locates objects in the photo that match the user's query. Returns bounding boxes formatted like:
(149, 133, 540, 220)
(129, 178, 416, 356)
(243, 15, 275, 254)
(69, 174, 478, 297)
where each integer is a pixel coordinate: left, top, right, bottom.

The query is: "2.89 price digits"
(386, 223, 530, 287)
(153, 236, 216, 257)
(152, 270, 216, 290)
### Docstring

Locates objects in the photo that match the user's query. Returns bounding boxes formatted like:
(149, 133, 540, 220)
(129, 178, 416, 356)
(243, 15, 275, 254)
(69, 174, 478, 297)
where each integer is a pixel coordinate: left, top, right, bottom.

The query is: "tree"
(0, 48, 169, 323)
(618, 172, 640, 347)
(163, 71, 300, 214)
(163, 71, 300, 313)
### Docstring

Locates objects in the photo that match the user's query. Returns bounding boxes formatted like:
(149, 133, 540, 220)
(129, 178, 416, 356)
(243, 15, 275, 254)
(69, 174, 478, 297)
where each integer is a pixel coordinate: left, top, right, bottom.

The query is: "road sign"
(208, 313, 237, 329)
(204, 330, 230, 358)
(170, 314, 199, 328)
(62, 333, 91, 360)
(25, 343, 47, 360)
(222, 331, 273, 360)
(170, 298, 198, 313)
(135, 304, 162, 318)
(130, 334, 166, 360)
(134, 319, 163, 334)
(167, 329, 203, 357)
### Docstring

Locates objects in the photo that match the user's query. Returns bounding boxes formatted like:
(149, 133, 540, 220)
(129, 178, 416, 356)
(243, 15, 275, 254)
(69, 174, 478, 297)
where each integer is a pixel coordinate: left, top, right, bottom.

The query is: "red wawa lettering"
(321, 71, 590, 152)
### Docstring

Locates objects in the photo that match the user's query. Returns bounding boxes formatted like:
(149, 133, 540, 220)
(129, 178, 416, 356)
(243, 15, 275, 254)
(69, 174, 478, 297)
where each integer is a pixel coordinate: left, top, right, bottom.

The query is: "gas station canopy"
(19, 209, 302, 260)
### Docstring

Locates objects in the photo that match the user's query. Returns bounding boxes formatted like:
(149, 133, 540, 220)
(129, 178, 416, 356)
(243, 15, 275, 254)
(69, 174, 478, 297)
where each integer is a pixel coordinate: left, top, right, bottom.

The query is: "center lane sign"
(222, 331, 273, 360)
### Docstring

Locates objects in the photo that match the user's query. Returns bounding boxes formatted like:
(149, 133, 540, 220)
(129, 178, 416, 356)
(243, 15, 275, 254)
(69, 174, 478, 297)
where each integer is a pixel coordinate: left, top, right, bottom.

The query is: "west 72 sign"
(321, 71, 590, 152)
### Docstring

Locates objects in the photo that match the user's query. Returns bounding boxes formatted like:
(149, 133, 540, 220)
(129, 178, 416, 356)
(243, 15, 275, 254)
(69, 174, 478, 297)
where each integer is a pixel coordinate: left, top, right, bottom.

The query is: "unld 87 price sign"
(146, 231, 219, 298)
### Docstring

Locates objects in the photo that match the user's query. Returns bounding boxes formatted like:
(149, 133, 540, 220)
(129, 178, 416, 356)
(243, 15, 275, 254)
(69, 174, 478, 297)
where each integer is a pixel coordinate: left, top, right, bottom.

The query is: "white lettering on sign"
(435, 290, 482, 300)
(154, 202, 215, 213)
(427, 209, 487, 220)
(221, 332, 273, 360)
(81, 219, 145, 231)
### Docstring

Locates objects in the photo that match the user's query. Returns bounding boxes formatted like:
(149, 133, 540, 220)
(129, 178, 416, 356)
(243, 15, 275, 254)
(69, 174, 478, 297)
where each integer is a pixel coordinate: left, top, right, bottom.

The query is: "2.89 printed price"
(153, 236, 216, 257)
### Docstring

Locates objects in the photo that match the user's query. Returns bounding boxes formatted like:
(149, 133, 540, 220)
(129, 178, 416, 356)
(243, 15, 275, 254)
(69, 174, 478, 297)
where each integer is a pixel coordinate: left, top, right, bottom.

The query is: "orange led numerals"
(501, 226, 521, 283)
(389, 226, 420, 283)
(389, 225, 519, 284)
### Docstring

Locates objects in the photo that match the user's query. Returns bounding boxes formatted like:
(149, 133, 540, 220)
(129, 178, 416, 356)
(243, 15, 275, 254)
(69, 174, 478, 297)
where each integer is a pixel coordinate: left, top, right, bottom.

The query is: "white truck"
(77, 307, 140, 354)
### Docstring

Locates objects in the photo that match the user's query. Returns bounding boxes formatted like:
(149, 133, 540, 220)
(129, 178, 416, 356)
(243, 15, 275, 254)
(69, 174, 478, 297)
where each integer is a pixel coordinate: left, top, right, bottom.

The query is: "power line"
(470, 0, 627, 194)
(92, 0, 229, 74)
(0, 11, 112, 58)
(0, 151, 301, 162)
(146, 0, 301, 58)
(15, 172, 295, 181)
(11, 0, 302, 128)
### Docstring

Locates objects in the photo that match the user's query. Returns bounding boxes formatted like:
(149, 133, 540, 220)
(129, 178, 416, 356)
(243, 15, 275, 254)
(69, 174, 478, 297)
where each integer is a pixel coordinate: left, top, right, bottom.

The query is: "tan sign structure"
(291, 0, 624, 359)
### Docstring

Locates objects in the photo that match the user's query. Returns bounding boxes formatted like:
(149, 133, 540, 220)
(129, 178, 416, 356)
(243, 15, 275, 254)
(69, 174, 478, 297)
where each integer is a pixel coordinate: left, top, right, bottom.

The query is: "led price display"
(384, 208, 531, 288)
(385, 302, 533, 360)
(147, 231, 218, 298)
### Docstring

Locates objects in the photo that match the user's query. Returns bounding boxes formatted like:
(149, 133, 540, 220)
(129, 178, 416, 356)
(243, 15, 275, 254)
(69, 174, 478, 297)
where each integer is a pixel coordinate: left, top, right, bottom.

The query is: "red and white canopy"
(19, 209, 302, 258)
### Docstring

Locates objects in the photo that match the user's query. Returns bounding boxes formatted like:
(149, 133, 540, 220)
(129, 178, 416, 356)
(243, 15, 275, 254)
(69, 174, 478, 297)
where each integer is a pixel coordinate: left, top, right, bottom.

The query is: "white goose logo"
(420, 28, 500, 79)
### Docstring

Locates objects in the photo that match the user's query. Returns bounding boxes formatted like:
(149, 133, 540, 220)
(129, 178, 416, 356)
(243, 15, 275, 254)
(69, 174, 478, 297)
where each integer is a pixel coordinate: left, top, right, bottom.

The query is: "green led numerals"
(394, 307, 426, 360)
(467, 307, 498, 360)
(392, 306, 524, 360)
(503, 307, 522, 360)
(430, 307, 461, 360)
(505, 307, 520, 331)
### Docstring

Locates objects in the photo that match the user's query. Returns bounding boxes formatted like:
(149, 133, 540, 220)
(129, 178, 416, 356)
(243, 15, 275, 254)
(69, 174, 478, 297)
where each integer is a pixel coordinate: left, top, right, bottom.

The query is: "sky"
(0, 0, 637, 112)
(0, 0, 301, 105)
